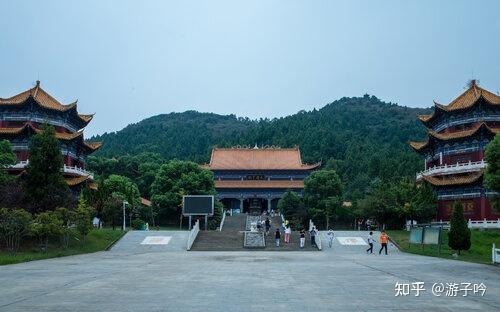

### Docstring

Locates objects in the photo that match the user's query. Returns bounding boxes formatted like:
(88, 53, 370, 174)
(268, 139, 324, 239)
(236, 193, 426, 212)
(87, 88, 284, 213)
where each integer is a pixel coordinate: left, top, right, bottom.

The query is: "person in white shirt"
(284, 225, 291, 244)
(366, 231, 374, 254)
(327, 228, 334, 248)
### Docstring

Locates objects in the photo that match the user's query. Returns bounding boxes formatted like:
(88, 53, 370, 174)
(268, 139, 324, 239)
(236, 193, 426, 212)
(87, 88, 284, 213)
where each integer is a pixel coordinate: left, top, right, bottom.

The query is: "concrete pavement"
(0, 231, 499, 311)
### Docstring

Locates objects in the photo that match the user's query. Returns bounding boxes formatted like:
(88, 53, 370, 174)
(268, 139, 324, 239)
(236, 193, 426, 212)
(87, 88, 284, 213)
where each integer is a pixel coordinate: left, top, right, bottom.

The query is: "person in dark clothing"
(299, 229, 306, 248)
(310, 226, 317, 247)
(275, 228, 281, 247)
(265, 218, 271, 235)
(366, 231, 374, 254)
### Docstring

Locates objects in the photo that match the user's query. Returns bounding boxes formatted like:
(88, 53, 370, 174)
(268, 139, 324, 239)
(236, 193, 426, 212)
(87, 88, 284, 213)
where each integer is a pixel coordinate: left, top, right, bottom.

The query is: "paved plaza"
(0, 231, 499, 311)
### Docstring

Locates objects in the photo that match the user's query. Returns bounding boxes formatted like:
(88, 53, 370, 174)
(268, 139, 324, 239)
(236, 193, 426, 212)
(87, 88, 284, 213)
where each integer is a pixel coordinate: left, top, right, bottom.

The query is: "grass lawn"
(0, 229, 125, 266)
(388, 229, 500, 265)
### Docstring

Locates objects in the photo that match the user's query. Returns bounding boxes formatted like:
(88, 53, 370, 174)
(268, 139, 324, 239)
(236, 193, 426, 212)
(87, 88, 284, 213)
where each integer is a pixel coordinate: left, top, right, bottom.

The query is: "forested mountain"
(91, 95, 430, 199)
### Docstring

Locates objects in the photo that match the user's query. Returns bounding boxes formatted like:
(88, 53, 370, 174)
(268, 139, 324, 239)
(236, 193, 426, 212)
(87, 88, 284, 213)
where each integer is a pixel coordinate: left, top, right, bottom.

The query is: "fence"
(218, 211, 226, 231)
(430, 219, 500, 230)
(493, 244, 500, 264)
(308, 219, 322, 250)
(468, 219, 500, 229)
(186, 220, 200, 251)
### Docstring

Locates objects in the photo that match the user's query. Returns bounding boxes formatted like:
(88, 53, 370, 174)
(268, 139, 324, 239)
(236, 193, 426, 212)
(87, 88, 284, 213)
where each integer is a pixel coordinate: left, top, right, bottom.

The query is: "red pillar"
(480, 195, 487, 220)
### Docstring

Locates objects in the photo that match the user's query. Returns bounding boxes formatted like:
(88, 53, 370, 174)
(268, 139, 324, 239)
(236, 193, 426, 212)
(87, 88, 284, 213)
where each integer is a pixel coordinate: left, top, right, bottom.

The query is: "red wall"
(426, 151, 483, 168)
(437, 197, 500, 221)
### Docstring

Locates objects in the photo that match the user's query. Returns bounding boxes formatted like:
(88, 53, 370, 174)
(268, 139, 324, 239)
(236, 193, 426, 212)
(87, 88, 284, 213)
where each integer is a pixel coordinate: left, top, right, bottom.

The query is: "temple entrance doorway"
(242, 198, 267, 214)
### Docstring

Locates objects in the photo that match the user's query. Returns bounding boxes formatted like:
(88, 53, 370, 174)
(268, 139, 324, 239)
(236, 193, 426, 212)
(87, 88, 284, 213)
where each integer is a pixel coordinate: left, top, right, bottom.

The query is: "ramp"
(110, 230, 189, 254)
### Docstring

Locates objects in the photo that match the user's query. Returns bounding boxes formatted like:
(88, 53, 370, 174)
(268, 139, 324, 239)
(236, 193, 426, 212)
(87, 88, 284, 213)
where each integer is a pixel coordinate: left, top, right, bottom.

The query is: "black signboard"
(182, 195, 214, 216)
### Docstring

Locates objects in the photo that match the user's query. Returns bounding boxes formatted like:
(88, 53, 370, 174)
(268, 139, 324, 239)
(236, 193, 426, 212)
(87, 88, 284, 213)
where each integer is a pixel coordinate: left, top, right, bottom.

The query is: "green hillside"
(91, 95, 430, 199)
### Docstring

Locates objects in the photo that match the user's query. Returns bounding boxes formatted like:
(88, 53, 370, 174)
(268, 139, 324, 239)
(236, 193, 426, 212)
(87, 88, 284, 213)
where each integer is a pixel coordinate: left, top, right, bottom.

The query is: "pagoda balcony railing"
(416, 160, 486, 180)
(433, 115, 500, 132)
(1, 113, 80, 132)
(9, 161, 94, 179)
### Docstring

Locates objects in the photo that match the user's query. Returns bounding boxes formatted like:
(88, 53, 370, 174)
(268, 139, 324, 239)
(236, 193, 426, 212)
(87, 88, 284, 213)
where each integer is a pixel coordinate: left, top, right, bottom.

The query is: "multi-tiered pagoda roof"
(0, 81, 101, 189)
(409, 80, 500, 220)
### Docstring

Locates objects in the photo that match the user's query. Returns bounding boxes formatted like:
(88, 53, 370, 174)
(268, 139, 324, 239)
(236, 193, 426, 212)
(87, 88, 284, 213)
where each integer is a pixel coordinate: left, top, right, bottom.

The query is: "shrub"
(0, 208, 32, 255)
(31, 211, 63, 251)
(131, 218, 145, 230)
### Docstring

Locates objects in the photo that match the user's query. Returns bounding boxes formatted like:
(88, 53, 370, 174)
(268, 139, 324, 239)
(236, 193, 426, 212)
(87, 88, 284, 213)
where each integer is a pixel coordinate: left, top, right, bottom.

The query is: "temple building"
(0, 81, 101, 193)
(203, 146, 320, 214)
(410, 80, 500, 220)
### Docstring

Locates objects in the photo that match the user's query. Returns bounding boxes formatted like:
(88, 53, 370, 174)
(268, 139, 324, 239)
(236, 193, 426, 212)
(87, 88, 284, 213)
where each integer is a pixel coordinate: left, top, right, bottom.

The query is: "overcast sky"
(1, 1, 499, 136)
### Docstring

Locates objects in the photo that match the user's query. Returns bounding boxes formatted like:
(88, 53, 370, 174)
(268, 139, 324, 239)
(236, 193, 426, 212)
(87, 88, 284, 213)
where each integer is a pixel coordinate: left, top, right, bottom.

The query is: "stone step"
(190, 230, 244, 251)
(221, 214, 246, 232)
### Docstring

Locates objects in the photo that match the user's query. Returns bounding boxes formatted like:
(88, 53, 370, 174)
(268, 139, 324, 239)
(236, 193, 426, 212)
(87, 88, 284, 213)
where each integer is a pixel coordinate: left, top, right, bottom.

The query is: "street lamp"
(122, 200, 129, 231)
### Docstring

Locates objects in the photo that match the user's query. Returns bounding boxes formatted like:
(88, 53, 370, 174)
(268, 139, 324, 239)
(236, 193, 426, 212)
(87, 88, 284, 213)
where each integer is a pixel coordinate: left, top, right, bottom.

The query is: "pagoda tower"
(0, 81, 101, 192)
(410, 80, 500, 220)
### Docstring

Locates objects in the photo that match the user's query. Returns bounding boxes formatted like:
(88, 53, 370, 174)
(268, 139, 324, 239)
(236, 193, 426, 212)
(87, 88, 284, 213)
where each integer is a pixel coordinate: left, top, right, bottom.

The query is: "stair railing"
(187, 220, 200, 251)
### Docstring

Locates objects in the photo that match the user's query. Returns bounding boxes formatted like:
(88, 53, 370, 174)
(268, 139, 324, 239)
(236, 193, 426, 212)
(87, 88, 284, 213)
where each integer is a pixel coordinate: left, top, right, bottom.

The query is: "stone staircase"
(263, 215, 318, 251)
(190, 213, 318, 251)
(190, 214, 246, 251)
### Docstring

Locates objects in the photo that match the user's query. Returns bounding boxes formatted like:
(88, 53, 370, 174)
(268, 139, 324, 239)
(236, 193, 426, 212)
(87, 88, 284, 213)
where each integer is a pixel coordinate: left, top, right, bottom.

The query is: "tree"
(485, 134, 500, 212)
(54, 207, 76, 249)
(304, 170, 343, 228)
(0, 208, 32, 255)
(0, 139, 17, 186)
(102, 196, 123, 230)
(411, 182, 437, 222)
(31, 211, 63, 251)
(208, 201, 224, 230)
(277, 190, 307, 228)
(151, 160, 215, 225)
(104, 174, 141, 223)
(23, 125, 72, 213)
(74, 196, 95, 243)
(358, 179, 398, 229)
(448, 202, 471, 255)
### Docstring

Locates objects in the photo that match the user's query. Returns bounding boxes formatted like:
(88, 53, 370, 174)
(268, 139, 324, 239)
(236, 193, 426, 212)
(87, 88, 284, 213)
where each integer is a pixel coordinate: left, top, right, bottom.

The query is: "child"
(310, 226, 317, 247)
(299, 229, 306, 248)
(275, 228, 281, 247)
(284, 225, 291, 244)
(327, 228, 334, 248)
(366, 231, 374, 254)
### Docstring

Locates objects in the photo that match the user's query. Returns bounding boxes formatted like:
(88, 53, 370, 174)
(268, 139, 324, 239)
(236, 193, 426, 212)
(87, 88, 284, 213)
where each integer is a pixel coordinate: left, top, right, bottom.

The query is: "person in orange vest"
(379, 231, 389, 255)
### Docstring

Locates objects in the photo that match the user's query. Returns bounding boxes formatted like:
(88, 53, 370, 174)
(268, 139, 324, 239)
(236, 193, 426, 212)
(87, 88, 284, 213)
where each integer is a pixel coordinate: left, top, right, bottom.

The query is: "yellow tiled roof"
(436, 81, 500, 111)
(409, 122, 499, 151)
(419, 81, 500, 124)
(409, 140, 429, 151)
(0, 81, 93, 124)
(428, 122, 500, 141)
(83, 141, 102, 151)
(422, 171, 483, 187)
(417, 114, 433, 122)
(0, 123, 102, 151)
(204, 147, 321, 170)
(65, 175, 92, 186)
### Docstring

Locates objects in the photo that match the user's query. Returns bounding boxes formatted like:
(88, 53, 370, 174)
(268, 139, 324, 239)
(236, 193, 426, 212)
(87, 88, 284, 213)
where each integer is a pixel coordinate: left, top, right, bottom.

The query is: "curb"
(105, 230, 128, 251)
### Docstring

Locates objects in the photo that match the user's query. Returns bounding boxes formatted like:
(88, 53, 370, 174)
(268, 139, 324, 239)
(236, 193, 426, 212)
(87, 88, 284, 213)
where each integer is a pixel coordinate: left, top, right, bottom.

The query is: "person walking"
(366, 231, 374, 254)
(299, 229, 306, 248)
(327, 228, 334, 248)
(378, 231, 389, 255)
(310, 226, 317, 247)
(284, 225, 291, 244)
(265, 218, 271, 235)
(275, 228, 281, 247)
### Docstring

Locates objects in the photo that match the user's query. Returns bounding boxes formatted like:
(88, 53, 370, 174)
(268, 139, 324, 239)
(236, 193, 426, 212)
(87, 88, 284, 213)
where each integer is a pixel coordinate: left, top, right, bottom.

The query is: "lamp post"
(122, 200, 129, 231)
